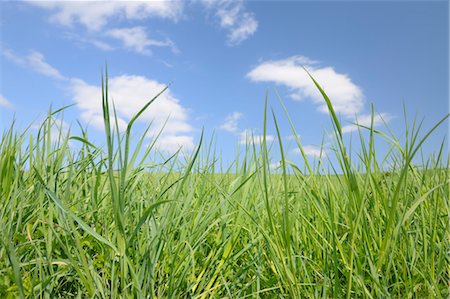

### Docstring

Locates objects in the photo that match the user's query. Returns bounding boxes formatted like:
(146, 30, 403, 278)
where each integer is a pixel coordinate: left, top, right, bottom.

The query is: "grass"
(0, 70, 449, 298)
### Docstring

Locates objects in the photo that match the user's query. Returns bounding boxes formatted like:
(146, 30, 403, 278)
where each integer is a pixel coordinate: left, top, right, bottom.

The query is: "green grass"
(0, 71, 449, 298)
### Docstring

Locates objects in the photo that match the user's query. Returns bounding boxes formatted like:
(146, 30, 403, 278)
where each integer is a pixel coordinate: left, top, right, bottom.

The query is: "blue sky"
(0, 1, 448, 169)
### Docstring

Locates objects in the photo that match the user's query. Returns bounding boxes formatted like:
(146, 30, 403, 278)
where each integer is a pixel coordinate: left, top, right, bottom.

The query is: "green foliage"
(0, 71, 449, 298)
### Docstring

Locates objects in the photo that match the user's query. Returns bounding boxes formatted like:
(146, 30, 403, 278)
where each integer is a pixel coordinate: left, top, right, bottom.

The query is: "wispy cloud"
(220, 112, 243, 133)
(341, 113, 391, 134)
(0, 94, 13, 109)
(3, 48, 66, 80)
(27, 51, 66, 80)
(64, 32, 115, 51)
(247, 56, 364, 118)
(28, 1, 183, 31)
(2, 48, 25, 65)
(226, 12, 258, 45)
(200, 0, 258, 45)
(106, 26, 178, 55)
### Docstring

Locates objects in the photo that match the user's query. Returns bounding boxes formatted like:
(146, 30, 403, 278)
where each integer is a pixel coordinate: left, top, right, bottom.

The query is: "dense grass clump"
(0, 73, 449, 298)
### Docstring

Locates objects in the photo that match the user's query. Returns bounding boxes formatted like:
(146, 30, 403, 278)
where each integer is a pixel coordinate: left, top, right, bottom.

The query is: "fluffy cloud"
(341, 113, 391, 134)
(247, 56, 364, 117)
(28, 1, 183, 31)
(220, 112, 243, 133)
(201, 0, 258, 45)
(0, 95, 13, 109)
(106, 26, 177, 55)
(69, 75, 194, 152)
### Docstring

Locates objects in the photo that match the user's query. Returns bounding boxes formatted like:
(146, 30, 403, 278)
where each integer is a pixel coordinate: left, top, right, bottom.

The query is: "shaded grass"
(0, 71, 449, 298)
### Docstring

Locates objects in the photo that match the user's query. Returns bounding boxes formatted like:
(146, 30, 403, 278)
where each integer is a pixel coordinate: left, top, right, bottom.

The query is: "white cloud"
(49, 118, 71, 143)
(247, 56, 364, 117)
(239, 129, 274, 145)
(27, 51, 66, 80)
(216, 3, 241, 27)
(200, 0, 258, 45)
(2, 49, 65, 80)
(2, 48, 25, 65)
(220, 111, 242, 133)
(28, 1, 183, 31)
(69, 75, 194, 152)
(65, 26, 177, 56)
(293, 144, 326, 158)
(65, 32, 115, 51)
(0, 95, 13, 109)
(270, 161, 281, 170)
(27, 0, 257, 48)
(30, 116, 71, 144)
(87, 39, 114, 51)
(287, 135, 300, 141)
(106, 26, 177, 55)
(156, 135, 195, 152)
(341, 113, 391, 134)
(219, 113, 275, 147)
(227, 12, 258, 45)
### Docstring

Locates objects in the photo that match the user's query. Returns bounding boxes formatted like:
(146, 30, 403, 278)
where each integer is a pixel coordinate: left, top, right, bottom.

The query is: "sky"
(0, 0, 449, 170)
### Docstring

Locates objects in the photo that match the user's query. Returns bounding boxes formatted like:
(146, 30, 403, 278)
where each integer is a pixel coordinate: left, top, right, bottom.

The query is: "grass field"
(1, 73, 449, 298)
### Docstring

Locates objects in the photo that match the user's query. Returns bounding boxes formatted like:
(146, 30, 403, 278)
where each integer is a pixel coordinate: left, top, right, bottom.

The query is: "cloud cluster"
(27, 1, 182, 56)
(28, 0, 257, 50)
(248, 55, 393, 160)
(219, 109, 328, 158)
(247, 56, 364, 118)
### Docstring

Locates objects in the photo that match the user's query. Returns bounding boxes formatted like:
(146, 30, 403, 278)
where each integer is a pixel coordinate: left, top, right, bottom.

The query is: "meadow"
(0, 73, 449, 298)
